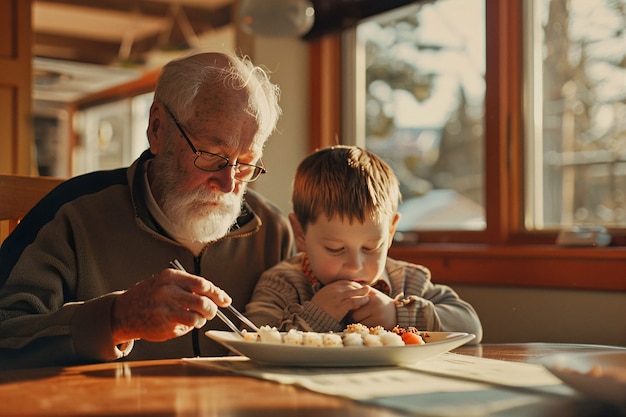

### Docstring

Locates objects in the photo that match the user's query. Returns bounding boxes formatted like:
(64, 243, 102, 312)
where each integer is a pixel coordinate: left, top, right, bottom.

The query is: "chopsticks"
(169, 260, 260, 337)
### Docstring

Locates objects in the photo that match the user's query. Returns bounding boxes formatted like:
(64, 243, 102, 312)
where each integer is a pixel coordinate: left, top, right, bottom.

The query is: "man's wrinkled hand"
(111, 268, 231, 345)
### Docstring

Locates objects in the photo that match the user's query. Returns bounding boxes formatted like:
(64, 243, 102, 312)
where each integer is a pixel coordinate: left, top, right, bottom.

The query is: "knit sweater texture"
(245, 253, 483, 342)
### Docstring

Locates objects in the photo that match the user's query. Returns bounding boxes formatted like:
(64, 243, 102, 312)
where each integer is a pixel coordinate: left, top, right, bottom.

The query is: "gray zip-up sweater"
(0, 151, 293, 370)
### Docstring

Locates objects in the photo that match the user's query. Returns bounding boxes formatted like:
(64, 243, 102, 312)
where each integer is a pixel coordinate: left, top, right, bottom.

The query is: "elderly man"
(0, 52, 294, 369)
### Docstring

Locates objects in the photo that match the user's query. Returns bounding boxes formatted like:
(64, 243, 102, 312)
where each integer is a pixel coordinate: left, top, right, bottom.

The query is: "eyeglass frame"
(162, 104, 267, 183)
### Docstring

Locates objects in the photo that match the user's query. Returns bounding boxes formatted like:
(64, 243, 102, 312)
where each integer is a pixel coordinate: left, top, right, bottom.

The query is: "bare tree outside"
(357, 0, 626, 231)
(359, 0, 485, 231)
(532, 0, 626, 229)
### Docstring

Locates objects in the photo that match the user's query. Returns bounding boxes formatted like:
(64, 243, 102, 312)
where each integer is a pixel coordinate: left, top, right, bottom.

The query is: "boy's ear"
(288, 213, 307, 252)
(388, 213, 401, 248)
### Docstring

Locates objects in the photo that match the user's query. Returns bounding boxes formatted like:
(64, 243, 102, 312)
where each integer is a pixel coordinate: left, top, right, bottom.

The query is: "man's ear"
(147, 102, 164, 154)
(288, 213, 307, 252)
(388, 213, 401, 248)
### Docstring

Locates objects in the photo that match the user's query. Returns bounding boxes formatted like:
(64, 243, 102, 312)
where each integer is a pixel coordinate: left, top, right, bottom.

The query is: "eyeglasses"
(163, 104, 267, 183)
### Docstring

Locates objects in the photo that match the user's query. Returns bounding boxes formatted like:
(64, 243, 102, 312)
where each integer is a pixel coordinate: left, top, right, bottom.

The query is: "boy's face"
(289, 212, 400, 287)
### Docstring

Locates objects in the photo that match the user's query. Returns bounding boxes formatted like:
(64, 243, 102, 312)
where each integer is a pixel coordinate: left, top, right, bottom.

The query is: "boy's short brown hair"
(292, 145, 400, 229)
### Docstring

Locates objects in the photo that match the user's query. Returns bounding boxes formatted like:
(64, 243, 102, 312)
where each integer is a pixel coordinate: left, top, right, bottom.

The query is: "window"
(354, 0, 486, 232)
(308, 0, 626, 291)
(524, 0, 626, 230)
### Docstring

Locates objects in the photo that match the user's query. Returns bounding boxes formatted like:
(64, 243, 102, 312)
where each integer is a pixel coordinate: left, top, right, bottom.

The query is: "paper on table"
(408, 352, 565, 388)
(187, 355, 489, 399)
(185, 353, 577, 417)
(186, 353, 566, 392)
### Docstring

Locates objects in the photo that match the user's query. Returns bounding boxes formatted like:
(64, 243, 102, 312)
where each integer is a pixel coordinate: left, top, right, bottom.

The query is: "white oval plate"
(205, 330, 475, 367)
(540, 350, 626, 407)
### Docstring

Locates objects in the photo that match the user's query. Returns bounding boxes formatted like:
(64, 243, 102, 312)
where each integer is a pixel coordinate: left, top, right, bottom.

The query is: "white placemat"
(184, 353, 576, 417)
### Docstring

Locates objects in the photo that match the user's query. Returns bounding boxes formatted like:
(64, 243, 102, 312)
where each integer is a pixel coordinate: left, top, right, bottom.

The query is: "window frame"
(308, 0, 626, 292)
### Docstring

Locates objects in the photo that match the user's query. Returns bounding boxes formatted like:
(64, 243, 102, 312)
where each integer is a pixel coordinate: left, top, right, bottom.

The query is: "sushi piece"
(401, 332, 425, 345)
(283, 329, 304, 345)
(302, 332, 324, 347)
(322, 333, 343, 347)
(344, 323, 370, 338)
(342, 332, 364, 347)
(257, 325, 282, 344)
(241, 329, 259, 342)
(363, 333, 383, 347)
(380, 331, 404, 346)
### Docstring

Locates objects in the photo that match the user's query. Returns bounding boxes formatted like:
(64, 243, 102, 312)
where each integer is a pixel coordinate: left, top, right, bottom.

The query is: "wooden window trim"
(308, 0, 626, 292)
(389, 244, 625, 291)
(309, 35, 342, 152)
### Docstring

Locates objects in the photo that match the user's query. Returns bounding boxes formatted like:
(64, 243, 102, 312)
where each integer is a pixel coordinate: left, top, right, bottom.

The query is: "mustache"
(185, 187, 240, 211)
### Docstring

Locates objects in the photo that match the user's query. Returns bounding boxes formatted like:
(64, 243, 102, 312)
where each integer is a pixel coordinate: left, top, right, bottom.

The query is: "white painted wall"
(246, 37, 310, 215)
(455, 286, 625, 346)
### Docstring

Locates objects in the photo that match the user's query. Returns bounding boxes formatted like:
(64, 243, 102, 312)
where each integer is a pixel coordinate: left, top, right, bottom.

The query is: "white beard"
(152, 144, 245, 244)
(154, 151, 244, 243)
(161, 181, 243, 244)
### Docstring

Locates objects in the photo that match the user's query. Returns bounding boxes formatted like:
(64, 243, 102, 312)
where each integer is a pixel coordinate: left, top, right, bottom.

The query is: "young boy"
(245, 145, 483, 342)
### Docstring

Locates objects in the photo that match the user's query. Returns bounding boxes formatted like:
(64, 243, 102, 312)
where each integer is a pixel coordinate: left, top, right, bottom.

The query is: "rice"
(257, 325, 282, 344)
(344, 323, 370, 338)
(282, 329, 304, 345)
(369, 326, 386, 336)
(380, 331, 404, 346)
(242, 323, 425, 348)
(322, 333, 343, 347)
(342, 332, 364, 347)
(302, 332, 324, 347)
(242, 329, 258, 342)
(363, 333, 383, 347)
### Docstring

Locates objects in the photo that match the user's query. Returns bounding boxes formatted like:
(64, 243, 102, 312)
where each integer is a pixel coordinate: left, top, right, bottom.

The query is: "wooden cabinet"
(0, 0, 33, 175)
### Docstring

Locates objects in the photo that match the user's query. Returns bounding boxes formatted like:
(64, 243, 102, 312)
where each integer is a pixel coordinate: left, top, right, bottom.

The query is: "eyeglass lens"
(194, 153, 263, 182)
(163, 103, 265, 182)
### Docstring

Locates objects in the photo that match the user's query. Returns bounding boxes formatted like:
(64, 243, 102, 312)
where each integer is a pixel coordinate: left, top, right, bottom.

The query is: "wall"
(247, 37, 310, 215)
(456, 286, 625, 346)
(247, 37, 626, 348)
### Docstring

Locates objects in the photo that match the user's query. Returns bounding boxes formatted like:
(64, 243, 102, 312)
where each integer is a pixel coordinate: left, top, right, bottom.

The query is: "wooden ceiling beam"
(32, 1, 233, 66)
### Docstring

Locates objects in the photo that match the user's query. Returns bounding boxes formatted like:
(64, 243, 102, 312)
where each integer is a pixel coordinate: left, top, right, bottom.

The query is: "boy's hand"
(311, 280, 370, 322)
(349, 286, 396, 330)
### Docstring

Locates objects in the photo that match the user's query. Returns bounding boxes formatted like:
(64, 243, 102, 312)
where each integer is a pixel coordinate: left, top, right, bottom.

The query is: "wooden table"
(1, 343, 624, 416)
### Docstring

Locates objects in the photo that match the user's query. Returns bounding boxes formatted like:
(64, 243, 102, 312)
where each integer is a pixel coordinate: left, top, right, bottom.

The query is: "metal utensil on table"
(169, 260, 260, 337)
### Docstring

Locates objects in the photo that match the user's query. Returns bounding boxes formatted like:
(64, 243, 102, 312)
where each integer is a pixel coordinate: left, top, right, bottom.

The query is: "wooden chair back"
(0, 174, 65, 244)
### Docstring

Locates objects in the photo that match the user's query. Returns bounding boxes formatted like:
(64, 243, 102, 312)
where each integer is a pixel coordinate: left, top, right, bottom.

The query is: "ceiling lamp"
(238, 0, 315, 37)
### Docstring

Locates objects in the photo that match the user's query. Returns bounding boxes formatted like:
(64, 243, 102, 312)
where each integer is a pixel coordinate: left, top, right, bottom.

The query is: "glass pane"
(355, 0, 486, 231)
(525, 0, 626, 230)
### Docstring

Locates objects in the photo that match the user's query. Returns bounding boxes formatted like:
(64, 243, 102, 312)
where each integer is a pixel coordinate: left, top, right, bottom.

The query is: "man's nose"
(207, 166, 236, 193)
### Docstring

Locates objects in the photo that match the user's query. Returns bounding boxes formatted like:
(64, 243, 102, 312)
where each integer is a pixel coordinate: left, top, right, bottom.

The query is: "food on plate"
(303, 332, 323, 347)
(282, 329, 304, 345)
(322, 333, 344, 347)
(391, 325, 426, 345)
(257, 326, 282, 344)
(342, 332, 364, 347)
(241, 323, 427, 347)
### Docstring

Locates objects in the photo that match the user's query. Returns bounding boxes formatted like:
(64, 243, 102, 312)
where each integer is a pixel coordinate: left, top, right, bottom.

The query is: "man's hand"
(310, 280, 370, 322)
(111, 268, 231, 345)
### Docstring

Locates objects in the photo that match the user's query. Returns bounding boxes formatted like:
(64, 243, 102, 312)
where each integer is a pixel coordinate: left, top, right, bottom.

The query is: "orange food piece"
(401, 332, 425, 345)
